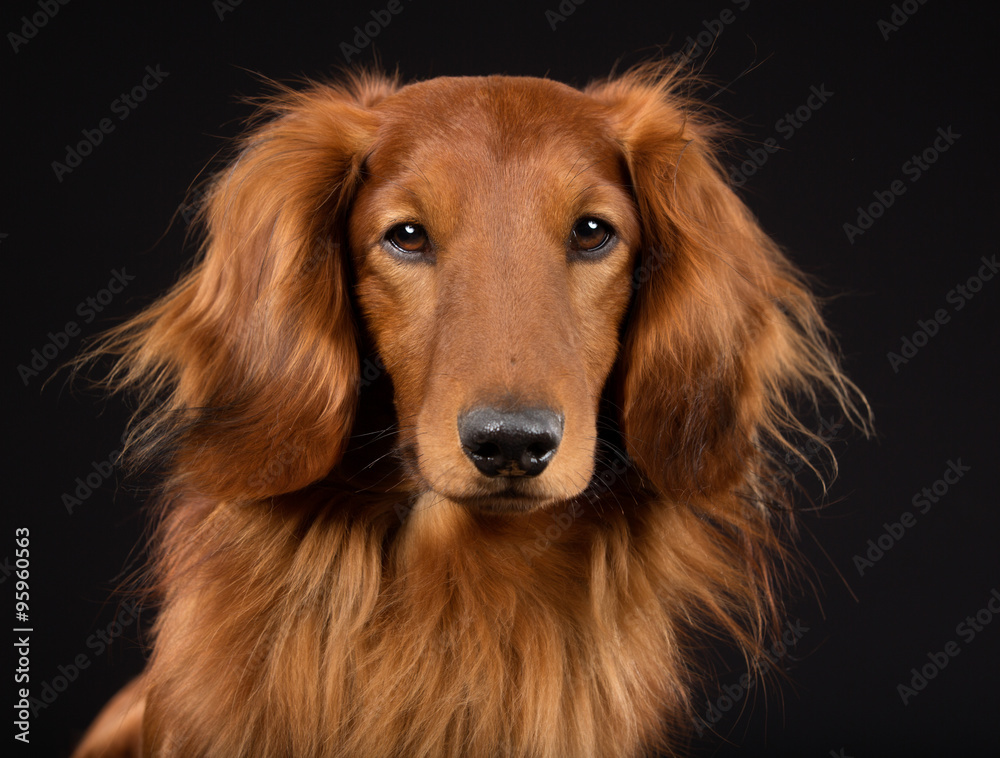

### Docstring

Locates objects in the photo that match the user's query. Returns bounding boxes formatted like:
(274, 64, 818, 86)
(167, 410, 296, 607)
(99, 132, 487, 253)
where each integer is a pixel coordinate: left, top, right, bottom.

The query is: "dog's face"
(349, 78, 640, 512)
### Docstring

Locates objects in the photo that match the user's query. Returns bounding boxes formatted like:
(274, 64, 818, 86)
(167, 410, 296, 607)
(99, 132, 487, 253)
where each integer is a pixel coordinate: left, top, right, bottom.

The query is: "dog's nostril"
(472, 441, 502, 460)
(525, 442, 552, 461)
(458, 407, 563, 478)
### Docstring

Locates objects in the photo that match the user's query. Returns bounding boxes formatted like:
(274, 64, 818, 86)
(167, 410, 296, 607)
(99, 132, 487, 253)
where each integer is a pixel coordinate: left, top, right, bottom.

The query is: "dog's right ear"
(588, 64, 871, 500)
(89, 74, 397, 501)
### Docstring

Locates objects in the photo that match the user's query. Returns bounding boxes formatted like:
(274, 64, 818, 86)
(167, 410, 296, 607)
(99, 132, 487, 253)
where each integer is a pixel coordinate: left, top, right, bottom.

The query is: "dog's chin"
(437, 481, 572, 515)
(449, 492, 549, 515)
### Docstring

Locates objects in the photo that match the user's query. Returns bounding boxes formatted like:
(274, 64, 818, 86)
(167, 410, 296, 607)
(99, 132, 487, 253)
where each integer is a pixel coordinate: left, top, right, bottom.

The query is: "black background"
(5, 1, 999, 756)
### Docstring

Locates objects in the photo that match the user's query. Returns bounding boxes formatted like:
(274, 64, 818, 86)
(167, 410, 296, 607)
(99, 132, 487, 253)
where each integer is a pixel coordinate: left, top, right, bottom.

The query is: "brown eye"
(386, 223, 430, 256)
(570, 217, 614, 255)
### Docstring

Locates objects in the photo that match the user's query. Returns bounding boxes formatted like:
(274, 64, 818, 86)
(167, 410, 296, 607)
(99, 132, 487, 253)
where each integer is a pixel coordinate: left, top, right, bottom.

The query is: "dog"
(73, 64, 868, 757)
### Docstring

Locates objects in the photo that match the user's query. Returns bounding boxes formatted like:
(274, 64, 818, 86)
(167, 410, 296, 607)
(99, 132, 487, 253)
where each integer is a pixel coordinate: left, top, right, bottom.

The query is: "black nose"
(458, 407, 564, 478)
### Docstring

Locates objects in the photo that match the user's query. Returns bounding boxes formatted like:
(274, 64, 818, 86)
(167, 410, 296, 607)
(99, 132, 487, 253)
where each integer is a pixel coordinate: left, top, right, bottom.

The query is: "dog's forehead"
(367, 76, 618, 177)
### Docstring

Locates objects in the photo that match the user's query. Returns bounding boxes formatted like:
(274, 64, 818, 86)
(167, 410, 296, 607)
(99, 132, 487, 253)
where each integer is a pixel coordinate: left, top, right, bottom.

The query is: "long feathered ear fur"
(589, 64, 871, 503)
(586, 65, 872, 689)
(82, 73, 396, 501)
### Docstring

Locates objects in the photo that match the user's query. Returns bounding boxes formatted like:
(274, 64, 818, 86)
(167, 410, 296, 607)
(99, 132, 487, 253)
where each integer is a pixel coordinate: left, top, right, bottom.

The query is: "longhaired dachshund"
(74, 64, 868, 757)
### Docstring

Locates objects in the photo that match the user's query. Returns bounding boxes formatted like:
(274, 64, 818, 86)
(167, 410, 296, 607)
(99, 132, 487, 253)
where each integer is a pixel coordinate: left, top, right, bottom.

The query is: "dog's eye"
(570, 218, 614, 256)
(386, 223, 431, 256)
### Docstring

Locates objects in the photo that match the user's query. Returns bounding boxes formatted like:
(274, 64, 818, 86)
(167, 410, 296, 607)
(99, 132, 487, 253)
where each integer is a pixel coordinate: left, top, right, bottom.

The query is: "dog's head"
(100, 66, 865, 514)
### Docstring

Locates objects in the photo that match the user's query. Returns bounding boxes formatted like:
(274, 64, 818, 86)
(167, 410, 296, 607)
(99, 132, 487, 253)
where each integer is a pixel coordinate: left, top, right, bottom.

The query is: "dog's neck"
(143, 487, 707, 756)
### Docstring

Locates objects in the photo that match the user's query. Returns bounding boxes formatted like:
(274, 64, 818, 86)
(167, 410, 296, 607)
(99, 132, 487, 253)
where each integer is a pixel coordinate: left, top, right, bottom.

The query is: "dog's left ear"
(588, 68, 868, 499)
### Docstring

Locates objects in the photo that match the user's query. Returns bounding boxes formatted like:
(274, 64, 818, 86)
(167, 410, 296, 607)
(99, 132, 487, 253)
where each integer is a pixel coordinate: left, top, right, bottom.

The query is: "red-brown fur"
(74, 64, 869, 757)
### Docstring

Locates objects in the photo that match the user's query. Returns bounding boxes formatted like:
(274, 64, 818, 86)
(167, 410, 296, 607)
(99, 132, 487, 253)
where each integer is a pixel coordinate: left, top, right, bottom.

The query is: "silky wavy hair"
(75, 62, 871, 758)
